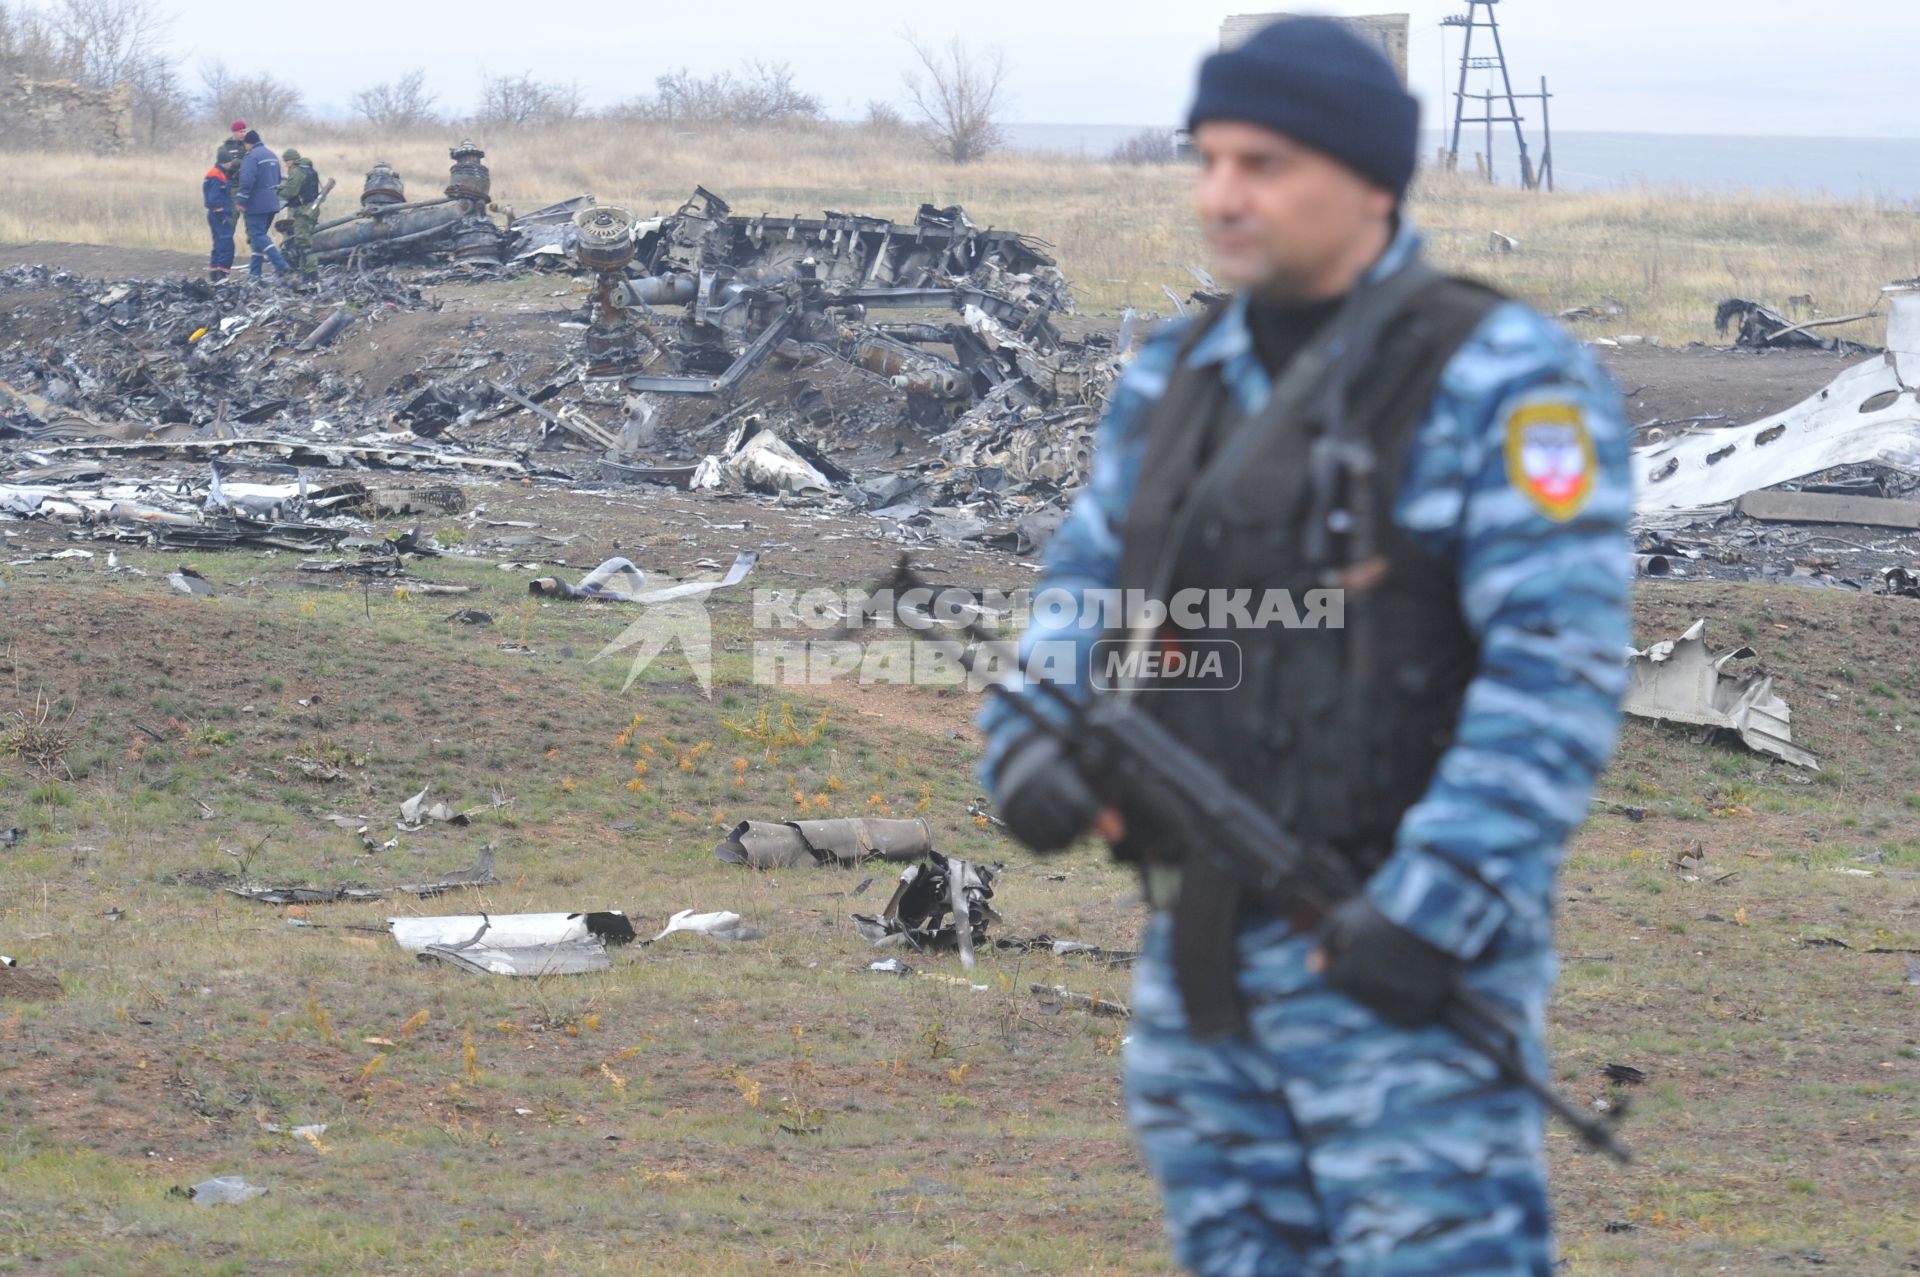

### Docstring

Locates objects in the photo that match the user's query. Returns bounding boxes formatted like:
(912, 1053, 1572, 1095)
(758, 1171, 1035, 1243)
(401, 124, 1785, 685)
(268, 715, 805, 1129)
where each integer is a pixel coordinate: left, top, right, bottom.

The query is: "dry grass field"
(4, 120, 1920, 1275)
(4, 120, 1919, 344)
(1, 481, 1917, 1275)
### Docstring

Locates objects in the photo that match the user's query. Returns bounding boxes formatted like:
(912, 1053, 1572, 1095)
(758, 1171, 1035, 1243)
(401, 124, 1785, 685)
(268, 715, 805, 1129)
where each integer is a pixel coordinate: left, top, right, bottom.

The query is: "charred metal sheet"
(996, 935, 1139, 967)
(225, 847, 497, 904)
(1715, 298, 1880, 355)
(853, 852, 1000, 960)
(26, 437, 527, 475)
(714, 817, 933, 869)
(1030, 983, 1131, 1018)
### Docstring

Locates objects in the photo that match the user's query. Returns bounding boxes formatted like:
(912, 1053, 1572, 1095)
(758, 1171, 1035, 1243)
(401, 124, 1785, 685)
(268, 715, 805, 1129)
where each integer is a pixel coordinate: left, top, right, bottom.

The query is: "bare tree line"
(2, 0, 1024, 164)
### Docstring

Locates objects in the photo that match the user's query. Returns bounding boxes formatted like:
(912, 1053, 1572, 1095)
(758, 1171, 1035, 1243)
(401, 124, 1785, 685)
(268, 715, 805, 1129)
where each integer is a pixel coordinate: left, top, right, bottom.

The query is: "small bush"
(1110, 128, 1179, 166)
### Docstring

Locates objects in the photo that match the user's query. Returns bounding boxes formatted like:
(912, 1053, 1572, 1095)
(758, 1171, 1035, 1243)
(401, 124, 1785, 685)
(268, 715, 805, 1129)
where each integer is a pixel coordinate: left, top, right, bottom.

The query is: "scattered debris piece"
(390, 908, 633, 950)
(296, 309, 354, 352)
(866, 958, 914, 976)
(168, 567, 212, 596)
(393, 908, 634, 976)
(1558, 298, 1628, 323)
(1883, 567, 1920, 598)
(0, 826, 22, 847)
(529, 556, 649, 601)
(1030, 983, 1131, 1019)
(398, 785, 472, 830)
(1736, 490, 1920, 530)
(178, 1176, 267, 1205)
(1623, 619, 1819, 769)
(995, 935, 1138, 967)
(1602, 1063, 1648, 1085)
(853, 853, 1000, 969)
(224, 846, 496, 904)
(714, 817, 933, 869)
(1715, 297, 1879, 354)
(286, 755, 349, 782)
(647, 909, 765, 943)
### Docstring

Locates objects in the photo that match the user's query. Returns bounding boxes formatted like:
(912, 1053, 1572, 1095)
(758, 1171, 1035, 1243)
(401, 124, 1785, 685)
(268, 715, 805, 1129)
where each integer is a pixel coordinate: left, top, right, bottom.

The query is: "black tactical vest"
(1114, 266, 1505, 1038)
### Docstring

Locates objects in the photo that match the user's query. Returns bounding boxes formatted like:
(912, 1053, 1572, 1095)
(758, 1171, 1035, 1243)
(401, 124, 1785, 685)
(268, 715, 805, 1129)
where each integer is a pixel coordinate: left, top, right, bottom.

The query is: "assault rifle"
(879, 555, 1630, 1163)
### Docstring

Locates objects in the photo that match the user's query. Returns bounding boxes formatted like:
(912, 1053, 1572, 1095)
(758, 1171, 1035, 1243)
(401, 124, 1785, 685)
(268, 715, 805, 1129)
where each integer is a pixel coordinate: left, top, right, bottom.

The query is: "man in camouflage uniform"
(217, 120, 247, 175)
(276, 148, 322, 282)
(979, 17, 1630, 1276)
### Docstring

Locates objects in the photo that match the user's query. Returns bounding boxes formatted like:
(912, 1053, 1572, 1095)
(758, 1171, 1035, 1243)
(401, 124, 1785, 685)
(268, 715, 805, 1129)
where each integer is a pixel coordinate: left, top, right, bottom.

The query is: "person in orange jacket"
(202, 151, 238, 283)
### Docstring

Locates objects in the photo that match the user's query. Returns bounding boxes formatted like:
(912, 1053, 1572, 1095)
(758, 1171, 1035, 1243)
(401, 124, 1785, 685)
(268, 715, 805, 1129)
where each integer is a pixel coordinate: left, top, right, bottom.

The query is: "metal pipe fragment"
(296, 310, 354, 352)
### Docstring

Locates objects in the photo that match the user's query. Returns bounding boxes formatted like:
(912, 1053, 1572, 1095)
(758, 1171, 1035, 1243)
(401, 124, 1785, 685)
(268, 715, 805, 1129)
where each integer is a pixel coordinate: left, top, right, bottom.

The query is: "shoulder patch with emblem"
(1503, 399, 1594, 521)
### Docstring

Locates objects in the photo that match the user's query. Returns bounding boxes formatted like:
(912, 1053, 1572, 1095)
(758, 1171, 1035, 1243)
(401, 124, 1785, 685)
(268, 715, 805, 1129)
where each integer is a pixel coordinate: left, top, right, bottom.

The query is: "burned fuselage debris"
(5, 168, 1124, 557)
(566, 188, 1121, 536)
(309, 142, 511, 269)
(578, 188, 1069, 410)
(853, 852, 1001, 968)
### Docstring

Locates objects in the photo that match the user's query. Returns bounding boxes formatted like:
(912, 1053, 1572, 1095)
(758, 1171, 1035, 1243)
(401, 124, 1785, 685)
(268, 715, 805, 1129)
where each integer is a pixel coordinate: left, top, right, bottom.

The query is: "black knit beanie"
(1189, 17, 1420, 200)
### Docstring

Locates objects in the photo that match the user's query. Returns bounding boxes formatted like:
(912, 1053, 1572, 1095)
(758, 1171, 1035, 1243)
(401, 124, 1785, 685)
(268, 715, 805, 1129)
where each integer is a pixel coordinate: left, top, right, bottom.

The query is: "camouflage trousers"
(1125, 909, 1556, 1276)
(284, 208, 318, 275)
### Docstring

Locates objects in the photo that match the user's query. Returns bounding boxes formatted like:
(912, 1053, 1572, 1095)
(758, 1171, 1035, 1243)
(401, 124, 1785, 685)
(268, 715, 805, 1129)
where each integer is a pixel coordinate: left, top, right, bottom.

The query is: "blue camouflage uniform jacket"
(981, 220, 1632, 966)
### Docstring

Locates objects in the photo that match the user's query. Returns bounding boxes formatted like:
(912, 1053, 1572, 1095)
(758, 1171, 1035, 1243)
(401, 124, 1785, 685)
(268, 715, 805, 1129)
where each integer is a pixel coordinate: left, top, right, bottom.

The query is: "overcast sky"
(153, 0, 1920, 137)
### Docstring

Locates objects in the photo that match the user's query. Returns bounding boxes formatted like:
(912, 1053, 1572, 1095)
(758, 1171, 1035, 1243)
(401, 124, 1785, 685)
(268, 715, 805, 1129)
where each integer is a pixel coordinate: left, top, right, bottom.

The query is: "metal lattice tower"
(1443, 1, 1539, 189)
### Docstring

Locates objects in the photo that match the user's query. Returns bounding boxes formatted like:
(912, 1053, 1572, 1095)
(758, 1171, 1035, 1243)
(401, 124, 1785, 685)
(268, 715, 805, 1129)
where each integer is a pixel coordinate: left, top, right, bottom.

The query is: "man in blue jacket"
(233, 129, 291, 280)
(202, 153, 237, 283)
(978, 17, 1631, 1276)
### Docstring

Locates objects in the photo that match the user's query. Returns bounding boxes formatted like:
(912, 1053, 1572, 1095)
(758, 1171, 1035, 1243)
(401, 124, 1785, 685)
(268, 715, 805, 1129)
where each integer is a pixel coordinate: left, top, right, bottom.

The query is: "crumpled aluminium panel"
(1622, 619, 1819, 769)
(391, 909, 636, 976)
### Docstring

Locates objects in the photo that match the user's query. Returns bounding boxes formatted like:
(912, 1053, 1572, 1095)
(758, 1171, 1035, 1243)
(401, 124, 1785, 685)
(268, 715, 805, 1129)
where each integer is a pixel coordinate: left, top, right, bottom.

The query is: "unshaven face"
(1191, 120, 1395, 303)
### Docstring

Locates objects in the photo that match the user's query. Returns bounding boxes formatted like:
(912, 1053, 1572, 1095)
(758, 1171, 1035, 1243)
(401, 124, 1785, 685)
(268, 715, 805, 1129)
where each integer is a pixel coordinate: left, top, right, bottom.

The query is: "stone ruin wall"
(2, 76, 135, 152)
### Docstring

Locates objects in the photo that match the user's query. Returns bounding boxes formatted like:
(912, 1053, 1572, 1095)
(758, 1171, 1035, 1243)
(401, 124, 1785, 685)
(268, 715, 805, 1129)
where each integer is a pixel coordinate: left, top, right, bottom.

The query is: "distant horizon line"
(995, 122, 1920, 144)
(268, 109, 1920, 144)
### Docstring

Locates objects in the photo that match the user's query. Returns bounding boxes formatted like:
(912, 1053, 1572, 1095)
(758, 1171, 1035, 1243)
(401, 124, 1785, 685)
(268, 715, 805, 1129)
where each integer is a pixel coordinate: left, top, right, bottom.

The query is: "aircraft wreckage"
(570, 189, 1077, 411)
(1630, 280, 1920, 594)
(0, 152, 1123, 556)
